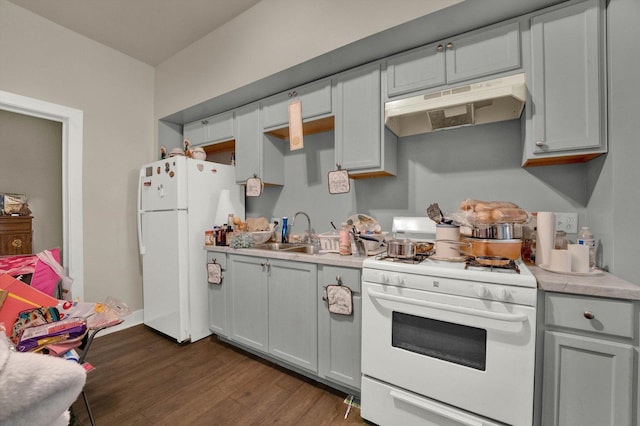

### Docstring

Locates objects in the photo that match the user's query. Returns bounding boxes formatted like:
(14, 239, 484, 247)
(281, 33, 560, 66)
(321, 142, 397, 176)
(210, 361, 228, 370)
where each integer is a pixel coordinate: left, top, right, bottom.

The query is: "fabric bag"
(11, 306, 60, 344)
(323, 283, 353, 316)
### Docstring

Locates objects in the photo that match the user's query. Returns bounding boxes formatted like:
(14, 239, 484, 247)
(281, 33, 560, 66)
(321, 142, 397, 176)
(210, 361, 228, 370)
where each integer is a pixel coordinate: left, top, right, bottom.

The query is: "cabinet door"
(318, 267, 361, 391)
(235, 103, 284, 185)
(207, 252, 228, 337)
(526, 0, 606, 163)
(183, 119, 207, 145)
(334, 63, 384, 172)
(261, 79, 332, 130)
(268, 259, 318, 372)
(184, 111, 234, 145)
(386, 41, 446, 98)
(228, 255, 268, 352)
(542, 331, 634, 426)
(234, 103, 261, 183)
(446, 21, 521, 84)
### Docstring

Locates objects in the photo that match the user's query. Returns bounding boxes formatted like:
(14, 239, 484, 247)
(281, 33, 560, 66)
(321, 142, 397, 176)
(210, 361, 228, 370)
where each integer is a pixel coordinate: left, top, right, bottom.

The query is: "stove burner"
(376, 253, 429, 264)
(465, 258, 520, 274)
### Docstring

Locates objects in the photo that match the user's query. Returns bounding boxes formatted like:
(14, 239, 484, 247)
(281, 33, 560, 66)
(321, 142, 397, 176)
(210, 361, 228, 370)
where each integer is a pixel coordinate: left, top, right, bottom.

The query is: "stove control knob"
(395, 276, 404, 285)
(473, 285, 489, 297)
(496, 288, 511, 301)
(380, 273, 390, 284)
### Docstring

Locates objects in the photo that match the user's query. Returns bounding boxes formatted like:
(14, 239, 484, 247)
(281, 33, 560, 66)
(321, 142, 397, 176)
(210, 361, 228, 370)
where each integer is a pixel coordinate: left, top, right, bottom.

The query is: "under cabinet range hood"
(385, 73, 526, 137)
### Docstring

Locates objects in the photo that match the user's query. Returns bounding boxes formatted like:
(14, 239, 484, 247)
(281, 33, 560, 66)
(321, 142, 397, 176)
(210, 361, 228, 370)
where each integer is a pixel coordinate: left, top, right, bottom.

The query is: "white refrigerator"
(137, 156, 244, 343)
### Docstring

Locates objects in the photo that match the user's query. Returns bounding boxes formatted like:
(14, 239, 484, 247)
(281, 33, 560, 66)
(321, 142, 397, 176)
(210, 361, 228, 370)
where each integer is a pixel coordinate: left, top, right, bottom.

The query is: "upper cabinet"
(183, 110, 234, 146)
(234, 103, 284, 185)
(522, 0, 607, 166)
(385, 21, 521, 98)
(334, 62, 397, 178)
(261, 79, 333, 135)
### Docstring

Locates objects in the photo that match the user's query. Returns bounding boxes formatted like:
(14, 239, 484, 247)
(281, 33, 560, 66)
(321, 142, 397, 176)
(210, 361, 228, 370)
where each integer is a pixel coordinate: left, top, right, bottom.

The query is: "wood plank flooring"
(71, 325, 365, 425)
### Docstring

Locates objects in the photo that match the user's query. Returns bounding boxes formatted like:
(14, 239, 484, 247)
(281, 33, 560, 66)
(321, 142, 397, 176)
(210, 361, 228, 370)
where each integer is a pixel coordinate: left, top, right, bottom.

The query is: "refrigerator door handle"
(138, 210, 145, 255)
(137, 172, 145, 255)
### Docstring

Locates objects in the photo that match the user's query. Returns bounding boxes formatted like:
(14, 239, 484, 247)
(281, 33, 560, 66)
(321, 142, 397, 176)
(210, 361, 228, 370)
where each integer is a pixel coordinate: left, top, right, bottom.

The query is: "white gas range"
(361, 217, 537, 426)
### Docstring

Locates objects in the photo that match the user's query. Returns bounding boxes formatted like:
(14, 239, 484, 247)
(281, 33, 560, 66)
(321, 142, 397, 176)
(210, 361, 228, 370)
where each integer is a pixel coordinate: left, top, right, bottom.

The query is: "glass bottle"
(554, 230, 568, 249)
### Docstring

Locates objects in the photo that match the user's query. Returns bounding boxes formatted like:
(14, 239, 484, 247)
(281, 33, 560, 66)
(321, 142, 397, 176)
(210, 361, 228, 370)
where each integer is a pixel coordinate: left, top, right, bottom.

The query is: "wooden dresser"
(0, 216, 33, 255)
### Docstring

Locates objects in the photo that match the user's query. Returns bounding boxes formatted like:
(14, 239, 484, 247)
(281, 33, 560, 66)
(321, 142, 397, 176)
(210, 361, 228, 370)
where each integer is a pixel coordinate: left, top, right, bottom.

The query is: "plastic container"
(339, 223, 351, 256)
(577, 226, 596, 268)
(318, 232, 340, 251)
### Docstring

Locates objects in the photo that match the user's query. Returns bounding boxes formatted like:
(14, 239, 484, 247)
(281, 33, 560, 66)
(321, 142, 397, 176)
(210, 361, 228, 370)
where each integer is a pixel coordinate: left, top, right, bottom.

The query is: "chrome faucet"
(291, 211, 312, 244)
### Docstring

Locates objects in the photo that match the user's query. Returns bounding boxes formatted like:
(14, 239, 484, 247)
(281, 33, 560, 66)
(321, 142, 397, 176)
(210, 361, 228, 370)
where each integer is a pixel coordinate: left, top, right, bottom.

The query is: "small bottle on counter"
(339, 223, 352, 256)
(577, 226, 596, 268)
(281, 217, 289, 243)
(217, 225, 227, 246)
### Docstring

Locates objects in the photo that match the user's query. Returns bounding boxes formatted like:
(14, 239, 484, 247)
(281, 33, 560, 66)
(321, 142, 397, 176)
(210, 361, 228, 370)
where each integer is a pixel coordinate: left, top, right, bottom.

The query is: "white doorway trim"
(0, 90, 84, 301)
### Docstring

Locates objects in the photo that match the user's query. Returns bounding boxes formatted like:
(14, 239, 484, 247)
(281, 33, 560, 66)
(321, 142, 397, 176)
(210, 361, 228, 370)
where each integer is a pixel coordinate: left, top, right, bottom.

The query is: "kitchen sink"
(251, 242, 299, 251)
(251, 242, 321, 255)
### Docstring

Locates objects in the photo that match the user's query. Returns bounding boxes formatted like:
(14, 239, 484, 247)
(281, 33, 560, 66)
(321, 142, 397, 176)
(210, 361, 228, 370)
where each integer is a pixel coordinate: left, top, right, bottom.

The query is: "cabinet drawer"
(320, 265, 361, 293)
(544, 293, 635, 339)
(206, 252, 227, 270)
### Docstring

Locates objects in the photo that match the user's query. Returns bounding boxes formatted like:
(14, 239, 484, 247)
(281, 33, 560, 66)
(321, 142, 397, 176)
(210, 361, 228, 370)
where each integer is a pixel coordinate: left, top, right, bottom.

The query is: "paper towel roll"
(549, 249, 571, 272)
(568, 244, 590, 273)
(536, 212, 556, 266)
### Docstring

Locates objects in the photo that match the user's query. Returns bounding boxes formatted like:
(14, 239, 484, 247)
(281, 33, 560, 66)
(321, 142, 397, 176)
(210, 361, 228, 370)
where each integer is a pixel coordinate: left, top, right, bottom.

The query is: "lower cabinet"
(207, 252, 229, 337)
(318, 266, 362, 392)
(268, 259, 318, 372)
(227, 254, 318, 372)
(228, 255, 269, 352)
(211, 253, 362, 393)
(540, 292, 637, 426)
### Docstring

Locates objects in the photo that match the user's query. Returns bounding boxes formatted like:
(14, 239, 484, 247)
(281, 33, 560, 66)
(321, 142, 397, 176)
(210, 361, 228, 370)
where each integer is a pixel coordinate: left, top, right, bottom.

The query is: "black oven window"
(392, 311, 487, 370)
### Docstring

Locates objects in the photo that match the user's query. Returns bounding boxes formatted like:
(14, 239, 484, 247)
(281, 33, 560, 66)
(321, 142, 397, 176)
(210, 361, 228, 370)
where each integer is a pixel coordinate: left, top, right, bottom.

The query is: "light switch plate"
(555, 212, 578, 233)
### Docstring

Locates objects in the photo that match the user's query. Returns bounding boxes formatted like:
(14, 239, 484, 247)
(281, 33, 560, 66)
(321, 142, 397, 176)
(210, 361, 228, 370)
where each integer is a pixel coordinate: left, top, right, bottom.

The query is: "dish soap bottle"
(577, 226, 596, 268)
(281, 217, 289, 243)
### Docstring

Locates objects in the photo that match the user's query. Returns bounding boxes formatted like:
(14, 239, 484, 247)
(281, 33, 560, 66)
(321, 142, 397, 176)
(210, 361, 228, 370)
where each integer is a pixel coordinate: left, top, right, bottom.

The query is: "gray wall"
(0, 109, 62, 253)
(599, 0, 640, 282)
(248, 119, 589, 238)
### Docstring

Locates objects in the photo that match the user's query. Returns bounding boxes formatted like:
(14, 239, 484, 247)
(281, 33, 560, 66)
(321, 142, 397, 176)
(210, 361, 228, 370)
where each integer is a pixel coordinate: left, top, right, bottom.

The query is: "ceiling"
(7, 0, 263, 66)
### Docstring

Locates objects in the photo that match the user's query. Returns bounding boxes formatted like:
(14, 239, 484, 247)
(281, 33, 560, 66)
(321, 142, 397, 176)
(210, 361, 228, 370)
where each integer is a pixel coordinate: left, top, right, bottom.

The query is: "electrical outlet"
(555, 212, 578, 233)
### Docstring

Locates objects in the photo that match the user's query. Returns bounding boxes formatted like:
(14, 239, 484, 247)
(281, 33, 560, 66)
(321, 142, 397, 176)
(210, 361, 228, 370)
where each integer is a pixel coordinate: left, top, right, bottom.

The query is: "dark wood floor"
(71, 324, 364, 425)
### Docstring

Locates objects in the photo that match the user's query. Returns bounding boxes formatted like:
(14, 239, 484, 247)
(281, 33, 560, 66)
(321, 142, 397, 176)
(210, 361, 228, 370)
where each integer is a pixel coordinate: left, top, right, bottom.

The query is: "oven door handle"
(367, 289, 528, 323)
(389, 389, 483, 426)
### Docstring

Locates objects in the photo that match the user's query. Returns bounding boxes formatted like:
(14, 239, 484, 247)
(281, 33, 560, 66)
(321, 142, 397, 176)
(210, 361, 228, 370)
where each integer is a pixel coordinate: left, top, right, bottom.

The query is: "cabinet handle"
(446, 42, 454, 49)
(201, 119, 208, 125)
(583, 311, 595, 320)
(11, 239, 22, 248)
(535, 140, 546, 147)
(436, 44, 444, 52)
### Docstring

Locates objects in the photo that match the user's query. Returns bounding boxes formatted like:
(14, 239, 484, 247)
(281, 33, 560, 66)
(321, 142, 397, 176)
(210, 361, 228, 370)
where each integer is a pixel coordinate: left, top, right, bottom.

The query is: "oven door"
(361, 280, 536, 426)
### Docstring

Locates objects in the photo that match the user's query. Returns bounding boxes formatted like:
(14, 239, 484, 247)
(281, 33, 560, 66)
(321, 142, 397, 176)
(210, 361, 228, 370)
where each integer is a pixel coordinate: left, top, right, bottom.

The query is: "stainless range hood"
(385, 73, 526, 137)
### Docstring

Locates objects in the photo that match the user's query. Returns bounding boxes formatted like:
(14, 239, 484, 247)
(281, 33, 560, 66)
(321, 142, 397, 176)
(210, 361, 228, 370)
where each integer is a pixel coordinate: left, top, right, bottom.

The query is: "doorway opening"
(0, 90, 84, 301)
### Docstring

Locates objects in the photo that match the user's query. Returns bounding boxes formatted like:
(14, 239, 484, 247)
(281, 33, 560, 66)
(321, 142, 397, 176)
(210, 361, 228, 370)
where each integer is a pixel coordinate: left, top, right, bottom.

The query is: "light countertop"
(530, 265, 640, 301)
(206, 245, 640, 300)
(205, 245, 367, 269)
